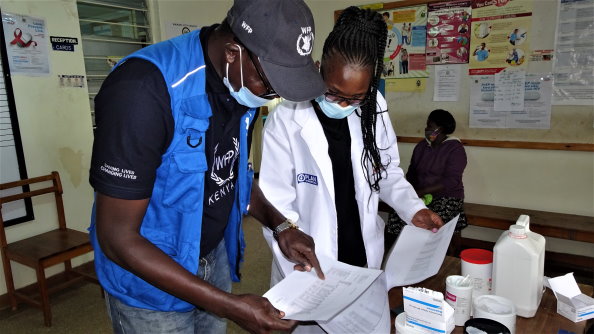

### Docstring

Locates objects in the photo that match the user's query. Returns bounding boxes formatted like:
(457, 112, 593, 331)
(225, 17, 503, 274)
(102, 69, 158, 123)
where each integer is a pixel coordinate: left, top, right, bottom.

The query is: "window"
(76, 0, 152, 127)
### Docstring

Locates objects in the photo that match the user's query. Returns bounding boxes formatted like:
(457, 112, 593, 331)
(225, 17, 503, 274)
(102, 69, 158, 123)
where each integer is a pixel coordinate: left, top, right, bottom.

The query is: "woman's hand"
(411, 208, 444, 232)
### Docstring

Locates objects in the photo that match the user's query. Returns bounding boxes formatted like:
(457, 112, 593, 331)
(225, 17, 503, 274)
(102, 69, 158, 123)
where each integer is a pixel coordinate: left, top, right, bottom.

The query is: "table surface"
(388, 256, 593, 334)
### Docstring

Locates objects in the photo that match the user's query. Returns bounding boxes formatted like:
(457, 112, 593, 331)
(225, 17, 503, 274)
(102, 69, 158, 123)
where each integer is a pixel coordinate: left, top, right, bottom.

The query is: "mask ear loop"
(235, 44, 244, 88)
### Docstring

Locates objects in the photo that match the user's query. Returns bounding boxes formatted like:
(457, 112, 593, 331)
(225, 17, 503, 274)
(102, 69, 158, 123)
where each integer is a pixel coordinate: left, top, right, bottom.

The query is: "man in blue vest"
(88, 1, 326, 333)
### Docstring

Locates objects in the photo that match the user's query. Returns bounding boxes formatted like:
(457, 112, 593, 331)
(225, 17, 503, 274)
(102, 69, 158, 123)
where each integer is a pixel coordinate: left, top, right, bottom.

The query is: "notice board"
(338, 0, 594, 151)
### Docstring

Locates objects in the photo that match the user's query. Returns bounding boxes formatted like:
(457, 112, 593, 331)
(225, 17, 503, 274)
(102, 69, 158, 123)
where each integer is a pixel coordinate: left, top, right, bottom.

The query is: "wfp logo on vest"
(297, 173, 317, 186)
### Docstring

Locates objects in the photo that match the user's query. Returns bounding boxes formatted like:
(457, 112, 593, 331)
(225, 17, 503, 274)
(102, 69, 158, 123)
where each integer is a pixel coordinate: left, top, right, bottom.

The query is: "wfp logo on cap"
(241, 21, 253, 34)
(297, 26, 313, 56)
(297, 173, 317, 186)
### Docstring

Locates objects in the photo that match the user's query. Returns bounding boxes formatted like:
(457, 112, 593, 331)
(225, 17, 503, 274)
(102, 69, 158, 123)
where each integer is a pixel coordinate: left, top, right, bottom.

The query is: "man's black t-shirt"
(90, 24, 254, 257)
(313, 103, 367, 267)
(90, 58, 173, 199)
(199, 25, 247, 256)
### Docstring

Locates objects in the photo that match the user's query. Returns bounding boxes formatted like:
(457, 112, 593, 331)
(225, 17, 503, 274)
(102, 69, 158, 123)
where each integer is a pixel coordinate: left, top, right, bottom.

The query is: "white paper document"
(433, 65, 461, 102)
(263, 254, 382, 322)
(494, 69, 525, 112)
(319, 273, 390, 333)
(384, 215, 458, 289)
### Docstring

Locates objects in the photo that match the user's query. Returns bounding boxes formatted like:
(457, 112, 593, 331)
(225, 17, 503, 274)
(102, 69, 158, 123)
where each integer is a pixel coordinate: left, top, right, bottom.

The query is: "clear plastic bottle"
(492, 215, 545, 318)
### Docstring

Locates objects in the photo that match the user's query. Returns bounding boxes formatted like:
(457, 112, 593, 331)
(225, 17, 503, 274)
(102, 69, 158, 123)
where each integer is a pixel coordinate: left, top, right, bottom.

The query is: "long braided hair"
(321, 6, 388, 192)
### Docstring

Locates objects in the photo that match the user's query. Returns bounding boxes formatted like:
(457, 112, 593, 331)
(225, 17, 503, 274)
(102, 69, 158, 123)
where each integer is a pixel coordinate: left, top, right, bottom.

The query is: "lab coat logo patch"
(297, 173, 317, 185)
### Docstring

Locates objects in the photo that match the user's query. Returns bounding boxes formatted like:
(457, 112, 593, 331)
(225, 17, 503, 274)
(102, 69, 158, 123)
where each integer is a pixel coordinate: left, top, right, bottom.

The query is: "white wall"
(0, 0, 94, 295)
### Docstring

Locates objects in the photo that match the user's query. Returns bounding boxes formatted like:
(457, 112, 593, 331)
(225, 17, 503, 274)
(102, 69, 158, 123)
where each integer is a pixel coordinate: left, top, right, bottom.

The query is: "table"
(389, 256, 594, 334)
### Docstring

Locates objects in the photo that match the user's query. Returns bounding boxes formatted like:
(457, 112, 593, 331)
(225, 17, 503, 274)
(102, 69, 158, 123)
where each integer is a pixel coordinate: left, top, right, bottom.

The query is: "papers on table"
(384, 215, 459, 288)
(262, 254, 382, 322)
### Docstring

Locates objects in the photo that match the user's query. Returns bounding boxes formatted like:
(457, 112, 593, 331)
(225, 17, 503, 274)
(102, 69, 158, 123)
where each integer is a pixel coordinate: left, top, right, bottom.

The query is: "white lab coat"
(259, 92, 426, 286)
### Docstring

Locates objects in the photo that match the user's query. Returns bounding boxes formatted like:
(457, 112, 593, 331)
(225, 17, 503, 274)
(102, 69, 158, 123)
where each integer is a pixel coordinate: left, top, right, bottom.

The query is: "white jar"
(460, 248, 493, 297)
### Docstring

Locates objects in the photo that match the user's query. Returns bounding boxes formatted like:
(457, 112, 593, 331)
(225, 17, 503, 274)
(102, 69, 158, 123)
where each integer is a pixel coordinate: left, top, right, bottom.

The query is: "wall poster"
(552, 0, 594, 105)
(469, 73, 552, 129)
(381, 4, 429, 79)
(1, 12, 49, 76)
(469, 0, 533, 75)
(426, 0, 472, 65)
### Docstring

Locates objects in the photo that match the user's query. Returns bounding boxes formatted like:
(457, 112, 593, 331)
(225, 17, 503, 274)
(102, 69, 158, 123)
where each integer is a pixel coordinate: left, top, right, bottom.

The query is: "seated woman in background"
(259, 7, 443, 333)
(387, 109, 468, 241)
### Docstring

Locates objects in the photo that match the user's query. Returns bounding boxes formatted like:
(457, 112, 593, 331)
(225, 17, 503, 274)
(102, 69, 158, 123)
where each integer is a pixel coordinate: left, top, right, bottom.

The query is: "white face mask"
(222, 44, 270, 108)
(315, 95, 357, 119)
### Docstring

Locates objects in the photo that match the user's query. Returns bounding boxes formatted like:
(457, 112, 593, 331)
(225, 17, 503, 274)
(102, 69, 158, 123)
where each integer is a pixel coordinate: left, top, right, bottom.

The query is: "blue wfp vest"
(89, 30, 255, 312)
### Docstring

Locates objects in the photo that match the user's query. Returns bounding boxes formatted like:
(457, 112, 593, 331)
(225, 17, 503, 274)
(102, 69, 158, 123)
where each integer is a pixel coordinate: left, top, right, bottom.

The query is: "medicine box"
(547, 273, 594, 322)
(403, 287, 454, 334)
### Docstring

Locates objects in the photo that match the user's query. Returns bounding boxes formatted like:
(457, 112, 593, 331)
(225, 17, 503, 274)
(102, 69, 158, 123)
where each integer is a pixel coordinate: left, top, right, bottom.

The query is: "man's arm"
(95, 193, 297, 333)
(248, 183, 324, 279)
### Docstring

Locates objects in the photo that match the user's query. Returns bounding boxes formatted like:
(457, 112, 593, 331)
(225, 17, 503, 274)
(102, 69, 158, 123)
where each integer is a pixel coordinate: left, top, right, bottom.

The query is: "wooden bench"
(455, 203, 594, 284)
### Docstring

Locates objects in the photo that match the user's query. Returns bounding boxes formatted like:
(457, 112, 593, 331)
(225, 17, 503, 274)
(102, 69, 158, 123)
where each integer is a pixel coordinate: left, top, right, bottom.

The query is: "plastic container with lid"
(492, 215, 545, 318)
(460, 248, 493, 297)
(473, 295, 516, 334)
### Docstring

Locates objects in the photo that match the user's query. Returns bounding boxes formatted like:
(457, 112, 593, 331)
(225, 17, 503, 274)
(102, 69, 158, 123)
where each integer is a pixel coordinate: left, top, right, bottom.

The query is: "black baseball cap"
(227, 0, 326, 102)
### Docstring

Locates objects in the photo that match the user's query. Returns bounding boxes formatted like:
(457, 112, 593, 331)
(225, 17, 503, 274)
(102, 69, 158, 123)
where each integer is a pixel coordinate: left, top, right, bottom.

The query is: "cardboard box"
(547, 273, 594, 322)
(403, 287, 455, 333)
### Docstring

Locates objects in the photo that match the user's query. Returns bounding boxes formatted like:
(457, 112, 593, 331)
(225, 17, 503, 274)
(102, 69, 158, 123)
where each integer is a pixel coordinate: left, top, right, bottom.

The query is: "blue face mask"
(315, 95, 358, 119)
(223, 45, 270, 108)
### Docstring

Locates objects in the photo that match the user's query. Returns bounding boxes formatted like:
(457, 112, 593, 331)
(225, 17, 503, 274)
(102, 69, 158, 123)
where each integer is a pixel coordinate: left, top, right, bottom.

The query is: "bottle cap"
(509, 224, 527, 238)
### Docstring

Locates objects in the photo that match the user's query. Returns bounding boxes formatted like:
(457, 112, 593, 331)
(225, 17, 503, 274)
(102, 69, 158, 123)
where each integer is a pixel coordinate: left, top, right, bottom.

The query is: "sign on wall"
(165, 21, 199, 40)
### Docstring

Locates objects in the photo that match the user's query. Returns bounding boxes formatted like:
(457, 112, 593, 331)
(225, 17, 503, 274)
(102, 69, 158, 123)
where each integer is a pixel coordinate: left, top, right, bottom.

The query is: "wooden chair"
(0, 171, 96, 326)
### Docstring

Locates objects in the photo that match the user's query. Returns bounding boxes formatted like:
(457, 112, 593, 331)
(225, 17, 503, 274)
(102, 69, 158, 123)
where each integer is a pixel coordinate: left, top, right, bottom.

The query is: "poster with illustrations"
(426, 0, 472, 65)
(1, 12, 49, 75)
(381, 4, 428, 78)
(469, 0, 533, 75)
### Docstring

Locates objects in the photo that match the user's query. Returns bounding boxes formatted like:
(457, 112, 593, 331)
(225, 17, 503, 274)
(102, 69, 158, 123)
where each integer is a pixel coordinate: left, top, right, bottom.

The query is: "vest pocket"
(163, 150, 207, 212)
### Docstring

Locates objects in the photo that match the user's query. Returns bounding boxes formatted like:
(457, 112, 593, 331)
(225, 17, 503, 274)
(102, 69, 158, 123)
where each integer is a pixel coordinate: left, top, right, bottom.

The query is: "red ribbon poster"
(2, 12, 49, 75)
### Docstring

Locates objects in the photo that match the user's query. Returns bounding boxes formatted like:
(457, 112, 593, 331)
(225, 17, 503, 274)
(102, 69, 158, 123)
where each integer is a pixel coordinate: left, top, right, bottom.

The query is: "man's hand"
(411, 208, 444, 232)
(225, 294, 298, 334)
(246, 183, 324, 279)
(277, 229, 325, 279)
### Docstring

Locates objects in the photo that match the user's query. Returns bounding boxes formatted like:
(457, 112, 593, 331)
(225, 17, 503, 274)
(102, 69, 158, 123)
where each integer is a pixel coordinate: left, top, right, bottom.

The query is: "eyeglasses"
(245, 49, 279, 100)
(323, 91, 369, 107)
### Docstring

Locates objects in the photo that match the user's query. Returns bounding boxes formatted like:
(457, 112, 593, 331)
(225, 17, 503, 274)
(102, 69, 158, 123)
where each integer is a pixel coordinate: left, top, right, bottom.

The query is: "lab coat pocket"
(163, 150, 207, 212)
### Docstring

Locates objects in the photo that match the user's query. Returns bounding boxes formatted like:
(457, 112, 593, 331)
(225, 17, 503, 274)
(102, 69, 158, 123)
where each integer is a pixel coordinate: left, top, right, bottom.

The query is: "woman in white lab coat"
(259, 7, 443, 332)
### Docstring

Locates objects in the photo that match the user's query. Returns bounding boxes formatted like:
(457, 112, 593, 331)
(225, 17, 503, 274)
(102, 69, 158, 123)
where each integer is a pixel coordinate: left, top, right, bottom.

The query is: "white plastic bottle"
(492, 215, 545, 318)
